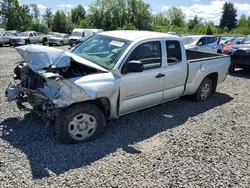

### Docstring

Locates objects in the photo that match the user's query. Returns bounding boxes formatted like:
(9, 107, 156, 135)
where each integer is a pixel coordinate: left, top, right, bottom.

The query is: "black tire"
(42, 39, 47, 45)
(25, 40, 30, 45)
(228, 64, 235, 73)
(60, 41, 64, 46)
(49, 43, 53, 46)
(194, 77, 213, 102)
(9, 39, 12, 46)
(0, 44, 3, 47)
(55, 103, 106, 144)
(217, 50, 222, 54)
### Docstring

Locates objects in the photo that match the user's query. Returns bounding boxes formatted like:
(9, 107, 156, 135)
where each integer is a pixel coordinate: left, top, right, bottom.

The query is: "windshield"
(47, 32, 56, 35)
(55, 34, 63, 38)
(71, 31, 82, 37)
(72, 35, 130, 69)
(19, 32, 29, 37)
(182, 37, 199, 45)
(241, 35, 250, 44)
(231, 37, 244, 45)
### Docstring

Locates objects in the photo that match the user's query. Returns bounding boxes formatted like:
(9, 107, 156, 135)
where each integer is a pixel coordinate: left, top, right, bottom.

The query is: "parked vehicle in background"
(69, 28, 104, 46)
(223, 37, 244, 54)
(219, 36, 235, 45)
(5, 31, 230, 143)
(6, 30, 18, 36)
(0, 37, 4, 47)
(10, 31, 40, 46)
(0, 32, 17, 46)
(48, 33, 70, 46)
(38, 32, 59, 45)
(0, 28, 5, 33)
(182, 35, 223, 54)
(227, 35, 250, 72)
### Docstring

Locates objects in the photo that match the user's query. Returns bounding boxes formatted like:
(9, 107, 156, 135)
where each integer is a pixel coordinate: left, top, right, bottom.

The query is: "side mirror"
(126, 60, 144, 73)
(236, 41, 241, 44)
(198, 42, 203, 46)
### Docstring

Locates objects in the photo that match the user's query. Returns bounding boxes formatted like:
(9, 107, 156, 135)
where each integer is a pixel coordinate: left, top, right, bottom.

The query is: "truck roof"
(98, 30, 179, 41)
(183, 35, 217, 38)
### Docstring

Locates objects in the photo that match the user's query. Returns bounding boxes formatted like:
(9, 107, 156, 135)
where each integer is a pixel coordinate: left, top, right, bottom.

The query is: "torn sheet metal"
(10, 45, 121, 119)
(15, 45, 108, 72)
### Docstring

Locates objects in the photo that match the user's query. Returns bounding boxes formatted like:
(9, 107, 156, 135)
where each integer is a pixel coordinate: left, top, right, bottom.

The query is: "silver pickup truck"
(5, 31, 230, 143)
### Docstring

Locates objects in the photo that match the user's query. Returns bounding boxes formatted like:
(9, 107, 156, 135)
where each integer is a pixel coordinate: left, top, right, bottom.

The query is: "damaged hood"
(15, 45, 108, 72)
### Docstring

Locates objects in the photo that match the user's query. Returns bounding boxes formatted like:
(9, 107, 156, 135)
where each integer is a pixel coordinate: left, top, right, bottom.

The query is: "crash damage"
(5, 45, 121, 121)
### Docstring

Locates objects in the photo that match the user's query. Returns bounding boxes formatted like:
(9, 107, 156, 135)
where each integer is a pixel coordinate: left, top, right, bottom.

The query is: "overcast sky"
(19, 0, 250, 25)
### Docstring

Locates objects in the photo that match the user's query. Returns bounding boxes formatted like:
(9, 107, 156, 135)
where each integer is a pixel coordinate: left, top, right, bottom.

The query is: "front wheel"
(25, 40, 30, 45)
(228, 64, 235, 73)
(55, 103, 106, 144)
(194, 77, 213, 102)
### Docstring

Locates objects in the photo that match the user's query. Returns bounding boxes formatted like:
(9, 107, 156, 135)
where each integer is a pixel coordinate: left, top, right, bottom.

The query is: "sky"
(19, 0, 250, 25)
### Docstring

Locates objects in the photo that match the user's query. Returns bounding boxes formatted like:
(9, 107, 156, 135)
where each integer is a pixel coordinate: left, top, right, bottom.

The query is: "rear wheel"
(55, 103, 106, 144)
(194, 77, 213, 102)
(228, 64, 235, 73)
(49, 43, 53, 46)
(42, 39, 47, 45)
(0, 44, 3, 47)
(25, 40, 30, 45)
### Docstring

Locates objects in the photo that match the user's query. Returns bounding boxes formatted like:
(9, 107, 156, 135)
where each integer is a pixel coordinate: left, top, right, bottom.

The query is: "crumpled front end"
(5, 45, 121, 121)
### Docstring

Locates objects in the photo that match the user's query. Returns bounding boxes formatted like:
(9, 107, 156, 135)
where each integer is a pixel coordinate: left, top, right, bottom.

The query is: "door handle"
(155, 73, 165, 78)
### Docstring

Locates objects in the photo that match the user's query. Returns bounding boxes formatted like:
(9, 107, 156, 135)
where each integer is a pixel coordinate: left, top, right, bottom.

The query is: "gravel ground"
(0, 45, 250, 187)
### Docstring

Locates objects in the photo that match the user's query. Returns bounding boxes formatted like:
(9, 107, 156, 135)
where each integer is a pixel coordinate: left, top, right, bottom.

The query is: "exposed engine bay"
(6, 59, 101, 120)
(5, 45, 120, 122)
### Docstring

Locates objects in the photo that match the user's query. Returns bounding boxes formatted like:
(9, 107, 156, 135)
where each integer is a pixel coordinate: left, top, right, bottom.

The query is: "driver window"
(124, 41, 162, 72)
(29, 33, 33, 37)
(197, 37, 206, 46)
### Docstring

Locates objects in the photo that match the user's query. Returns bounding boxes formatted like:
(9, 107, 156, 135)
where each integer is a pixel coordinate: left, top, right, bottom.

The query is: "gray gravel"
(0, 45, 250, 187)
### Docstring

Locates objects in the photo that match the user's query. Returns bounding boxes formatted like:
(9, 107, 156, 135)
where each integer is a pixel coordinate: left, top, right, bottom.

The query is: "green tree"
(238, 14, 247, 27)
(219, 2, 237, 31)
(52, 10, 67, 33)
(43, 8, 53, 28)
(88, 0, 152, 30)
(0, 0, 20, 30)
(153, 12, 170, 27)
(187, 15, 202, 30)
(71, 5, 86, 25)
(19, 4, 32, 31)
(167, 7, 185, 27)
(30, 4, 40, 20)
(204, 24, 214, 35)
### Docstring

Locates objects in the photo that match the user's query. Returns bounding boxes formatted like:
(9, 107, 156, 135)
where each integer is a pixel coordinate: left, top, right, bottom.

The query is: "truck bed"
(186, 50, 226, 63)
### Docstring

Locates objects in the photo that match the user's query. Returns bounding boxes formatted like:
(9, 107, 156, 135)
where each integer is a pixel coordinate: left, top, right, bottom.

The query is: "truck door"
(119, 41, 165, 115)
(197, 37, 218, 53)
(206, 37, 219, 53)
(163, 40, 188, 101)
(33, 32, 39, 43)
(29, 33, 34, 43)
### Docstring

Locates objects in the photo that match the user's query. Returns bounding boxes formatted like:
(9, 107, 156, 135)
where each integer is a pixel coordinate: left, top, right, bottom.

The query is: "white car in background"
(182, 35, 223, 54)
(11, 31, 40, 45)
(48, 33, 70, 46)
(69, 28, 104, 46)
(0, 37, 4, 47)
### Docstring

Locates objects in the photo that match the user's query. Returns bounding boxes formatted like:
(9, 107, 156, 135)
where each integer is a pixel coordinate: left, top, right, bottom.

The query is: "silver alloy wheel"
(201, 83, 210, 100)
(68, 113, 97, 141)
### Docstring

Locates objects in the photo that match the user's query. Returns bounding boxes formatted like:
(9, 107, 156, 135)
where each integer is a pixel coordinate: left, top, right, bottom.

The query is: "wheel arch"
(206, 72, 218, 93)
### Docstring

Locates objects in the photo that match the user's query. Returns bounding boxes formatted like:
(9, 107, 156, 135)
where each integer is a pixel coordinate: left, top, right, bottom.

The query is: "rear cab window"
(207, 37, 218, 44)
(166, 40, 182, 64)
(125, 41, 162, 71)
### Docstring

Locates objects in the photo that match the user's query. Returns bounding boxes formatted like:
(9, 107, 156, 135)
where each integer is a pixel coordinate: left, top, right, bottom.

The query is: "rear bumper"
(231, 51, 250, 67)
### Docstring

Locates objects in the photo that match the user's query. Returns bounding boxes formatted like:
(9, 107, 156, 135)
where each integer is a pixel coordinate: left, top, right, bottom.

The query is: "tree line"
(0, 0, 249, 36)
